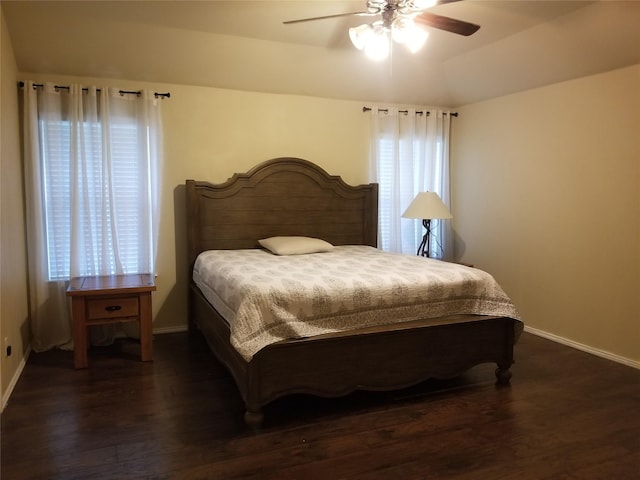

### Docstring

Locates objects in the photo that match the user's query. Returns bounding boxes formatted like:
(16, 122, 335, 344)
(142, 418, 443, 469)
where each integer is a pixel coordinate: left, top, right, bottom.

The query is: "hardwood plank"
(2, 332, 639, 479)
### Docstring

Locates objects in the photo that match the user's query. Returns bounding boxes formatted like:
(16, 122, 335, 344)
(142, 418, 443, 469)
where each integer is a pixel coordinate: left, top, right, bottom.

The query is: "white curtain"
(369, 106, 453, 259)
(22, 82, 163, 351)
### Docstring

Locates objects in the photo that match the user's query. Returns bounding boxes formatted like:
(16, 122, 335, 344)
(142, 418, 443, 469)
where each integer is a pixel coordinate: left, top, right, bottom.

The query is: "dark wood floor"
(2, 331, 639, 480)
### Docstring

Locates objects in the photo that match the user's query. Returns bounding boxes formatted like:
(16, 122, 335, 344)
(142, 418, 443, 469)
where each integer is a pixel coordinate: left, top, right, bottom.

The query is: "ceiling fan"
(283, 0, 480, 60)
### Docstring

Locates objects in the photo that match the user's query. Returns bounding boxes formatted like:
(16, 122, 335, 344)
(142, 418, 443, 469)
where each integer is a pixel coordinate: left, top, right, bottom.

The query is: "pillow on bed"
(258, 236, 334, 255)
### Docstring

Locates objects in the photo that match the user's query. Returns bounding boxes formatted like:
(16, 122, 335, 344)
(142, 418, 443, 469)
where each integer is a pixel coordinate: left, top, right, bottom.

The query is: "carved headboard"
(186, 157, 378, 269)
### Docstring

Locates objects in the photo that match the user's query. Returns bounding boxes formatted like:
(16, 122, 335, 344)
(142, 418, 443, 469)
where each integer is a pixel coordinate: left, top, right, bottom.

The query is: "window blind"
(40, 118, 148, 280)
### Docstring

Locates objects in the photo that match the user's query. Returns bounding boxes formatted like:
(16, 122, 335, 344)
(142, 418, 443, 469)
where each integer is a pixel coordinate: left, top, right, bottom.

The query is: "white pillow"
(258, 236, 334, 255)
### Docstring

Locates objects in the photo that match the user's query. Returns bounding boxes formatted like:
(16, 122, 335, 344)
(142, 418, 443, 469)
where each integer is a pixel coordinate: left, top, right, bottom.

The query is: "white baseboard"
(152, 325, 189, 335)
(1, 345, 32, 412)
(524, 325, 639, 370)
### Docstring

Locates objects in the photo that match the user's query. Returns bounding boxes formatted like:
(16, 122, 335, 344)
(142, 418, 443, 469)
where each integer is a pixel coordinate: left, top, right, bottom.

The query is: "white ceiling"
(3, 1, 640, 107)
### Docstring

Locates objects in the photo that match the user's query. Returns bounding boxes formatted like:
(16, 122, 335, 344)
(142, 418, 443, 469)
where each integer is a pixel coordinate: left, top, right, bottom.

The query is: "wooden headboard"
(186, 157, 378, 268)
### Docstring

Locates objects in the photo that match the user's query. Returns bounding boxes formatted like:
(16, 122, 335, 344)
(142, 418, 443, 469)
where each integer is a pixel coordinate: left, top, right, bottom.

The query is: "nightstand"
(66, 274, 156, 369)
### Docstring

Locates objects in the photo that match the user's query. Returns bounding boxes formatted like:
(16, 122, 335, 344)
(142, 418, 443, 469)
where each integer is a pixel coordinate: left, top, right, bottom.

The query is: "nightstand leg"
(72, 297, 88, 369)
(139, 291, 153, 362)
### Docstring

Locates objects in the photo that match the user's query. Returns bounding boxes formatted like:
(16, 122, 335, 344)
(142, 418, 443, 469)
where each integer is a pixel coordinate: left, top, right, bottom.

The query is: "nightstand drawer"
(87, 296, 139, 320)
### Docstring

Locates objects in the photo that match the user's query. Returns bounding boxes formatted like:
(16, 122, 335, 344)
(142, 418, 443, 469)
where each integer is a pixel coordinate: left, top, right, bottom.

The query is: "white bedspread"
(193, 246, 522, 361)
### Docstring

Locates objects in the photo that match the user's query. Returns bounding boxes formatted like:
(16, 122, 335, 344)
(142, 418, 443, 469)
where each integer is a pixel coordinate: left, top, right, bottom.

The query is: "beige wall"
(1, 9, 30, 405)
(452, 64, 640, 364)
(21, 72, 373, 337)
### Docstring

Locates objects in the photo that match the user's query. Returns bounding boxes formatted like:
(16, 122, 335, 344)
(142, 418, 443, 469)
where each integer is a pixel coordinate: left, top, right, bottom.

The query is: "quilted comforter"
(193, 246, 522, 361)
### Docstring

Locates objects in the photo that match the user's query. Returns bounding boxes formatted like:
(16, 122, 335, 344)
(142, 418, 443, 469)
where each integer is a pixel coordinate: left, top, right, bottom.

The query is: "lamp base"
(416, 219, 432, 257)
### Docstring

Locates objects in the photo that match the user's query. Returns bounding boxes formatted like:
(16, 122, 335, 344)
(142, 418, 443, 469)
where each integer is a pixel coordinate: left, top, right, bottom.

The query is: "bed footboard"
(192, 283, 516, 428)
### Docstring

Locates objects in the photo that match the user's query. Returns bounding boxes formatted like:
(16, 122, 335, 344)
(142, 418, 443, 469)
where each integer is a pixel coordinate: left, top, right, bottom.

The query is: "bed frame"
(186, 157, 517, 428)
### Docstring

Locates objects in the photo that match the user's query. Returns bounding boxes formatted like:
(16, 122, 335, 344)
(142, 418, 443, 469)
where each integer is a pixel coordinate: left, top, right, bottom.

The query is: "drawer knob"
(105, 305, 122, 312)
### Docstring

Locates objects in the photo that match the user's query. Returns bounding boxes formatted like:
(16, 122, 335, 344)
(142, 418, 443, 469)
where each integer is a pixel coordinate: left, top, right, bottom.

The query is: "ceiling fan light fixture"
(367, 1, 386, 14)
(350, 22, 389, 60)
(363, 25, 390, 61)
(391, 17, 428, 54)
(390, 17, 412, 43)
(349, 23, 373, 50)
(284, 0, 481, 55)
(405, 30, 429, 53)
(410, 0, 438, 9)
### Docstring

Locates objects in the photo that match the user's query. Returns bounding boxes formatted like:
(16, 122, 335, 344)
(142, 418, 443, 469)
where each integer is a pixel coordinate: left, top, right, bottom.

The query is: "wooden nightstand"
(66, 274, 156, 369)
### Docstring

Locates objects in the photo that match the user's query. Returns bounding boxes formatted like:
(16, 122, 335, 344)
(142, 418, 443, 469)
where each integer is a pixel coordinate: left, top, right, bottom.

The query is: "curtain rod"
(362, 106, 458, 117)
(18, 81, 170, 99)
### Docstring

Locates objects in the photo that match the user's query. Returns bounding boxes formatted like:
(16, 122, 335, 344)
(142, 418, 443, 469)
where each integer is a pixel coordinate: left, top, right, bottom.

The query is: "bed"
(186, 157, 522, 428)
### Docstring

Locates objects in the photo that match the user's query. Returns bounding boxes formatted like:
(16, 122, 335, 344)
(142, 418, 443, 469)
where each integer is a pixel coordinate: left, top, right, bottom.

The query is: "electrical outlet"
(4, 337, 11, 357)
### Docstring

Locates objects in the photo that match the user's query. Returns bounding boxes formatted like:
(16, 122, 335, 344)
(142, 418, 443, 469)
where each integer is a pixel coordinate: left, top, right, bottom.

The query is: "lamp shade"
(349, 24, 372, 50)
(402, 192, 452, 220)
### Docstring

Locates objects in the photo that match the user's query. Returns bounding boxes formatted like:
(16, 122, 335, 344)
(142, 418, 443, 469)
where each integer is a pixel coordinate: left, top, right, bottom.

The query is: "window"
(376, 136, 445, 253)
(40, 118, 149, 280)
(369, 108, 451, 257)
(24, 85, 161, 282)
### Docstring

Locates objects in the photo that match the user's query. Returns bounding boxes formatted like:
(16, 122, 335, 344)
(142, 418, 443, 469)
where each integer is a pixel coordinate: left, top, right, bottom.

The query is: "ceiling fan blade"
(283, 11, 374, 25)
(414, 12, 480, 36)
